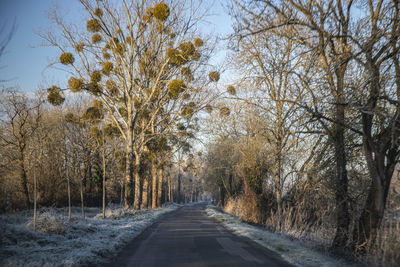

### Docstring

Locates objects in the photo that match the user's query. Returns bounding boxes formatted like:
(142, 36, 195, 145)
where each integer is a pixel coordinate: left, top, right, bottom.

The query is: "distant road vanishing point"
(104, 203, 292, 267)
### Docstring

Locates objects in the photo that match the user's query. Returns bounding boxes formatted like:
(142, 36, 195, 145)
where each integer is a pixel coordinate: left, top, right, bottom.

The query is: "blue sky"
(0, 0, 233, 92)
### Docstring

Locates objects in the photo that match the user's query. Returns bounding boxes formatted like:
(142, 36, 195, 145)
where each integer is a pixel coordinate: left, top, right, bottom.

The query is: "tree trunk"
(134, 154, 141, 210)
(219, 186, 226, 206)
(177, 173, 181, 203)
(120, 181, 124, 208)
(354, 146, 394, 251)
(151, 161, 157, 209)
(102, 144, 106, 219)
(67, 175, 71, 220)
(274, 156, 282, 218)
(142, 177, 149, 209)
(124, 130, 134, 208)
(79, 173, 85, 218)
(164, 179, 168, 203)
(168, 175, 171, 202)
(19, 152, 30, 208)
(33, 160, 37, 231)
(331, 86, 350, 249)
(170, 177, 174, 203)
(331, 125, 350, 249)
(169, 178, 171, 202)
(275, 117, 284, 218)
(157, 168, 163, 207)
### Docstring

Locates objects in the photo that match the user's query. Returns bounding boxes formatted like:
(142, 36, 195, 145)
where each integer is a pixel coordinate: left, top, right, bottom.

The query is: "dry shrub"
(223, 198, 236, 214)
(224, 192, 262, 224)
(94, 208, 137, 219)
(28, 210, 67, 235)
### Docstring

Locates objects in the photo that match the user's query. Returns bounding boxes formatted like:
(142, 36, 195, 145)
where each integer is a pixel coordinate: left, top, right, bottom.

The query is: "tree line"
(1, 0, 218, 215)
(202, 0, 400, 263)
(0, 90, 205, 214)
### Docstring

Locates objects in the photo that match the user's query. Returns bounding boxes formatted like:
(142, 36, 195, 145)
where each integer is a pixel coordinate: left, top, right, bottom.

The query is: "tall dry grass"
(224, 196, 400, 266)
(362, 214, 400, 267)
(264, 206, 336, 248)
(224, 194, 262, 224)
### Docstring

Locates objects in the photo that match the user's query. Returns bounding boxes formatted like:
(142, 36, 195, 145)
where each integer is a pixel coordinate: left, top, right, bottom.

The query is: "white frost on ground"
(206, 205, 353, 267)
(0, 204, 180, 267)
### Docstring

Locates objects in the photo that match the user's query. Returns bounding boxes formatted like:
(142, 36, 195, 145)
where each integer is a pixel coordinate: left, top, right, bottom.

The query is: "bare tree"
(230, 0, 357, 249)
(229, 19, 317, 217)
(230, 0, 400, 251)
(349, 0, 400, 251)
(0, 88, 42, 208)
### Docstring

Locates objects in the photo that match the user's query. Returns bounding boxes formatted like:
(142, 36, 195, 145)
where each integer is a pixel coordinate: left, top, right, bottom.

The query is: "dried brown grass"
(223, 193, 263, 224)
(224, 195, 400, 266)
(362, 215, 400, 267)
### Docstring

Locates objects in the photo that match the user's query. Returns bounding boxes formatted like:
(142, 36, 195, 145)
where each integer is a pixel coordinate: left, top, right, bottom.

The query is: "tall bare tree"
(0, 88, 42, 208)
(230, 19, 316, 216)
(231, 0, 356, 249)
(350, 0, 400, 251)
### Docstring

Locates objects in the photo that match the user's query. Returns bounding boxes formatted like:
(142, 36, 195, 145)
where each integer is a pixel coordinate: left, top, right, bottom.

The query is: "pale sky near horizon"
(0, 0, 234, 92)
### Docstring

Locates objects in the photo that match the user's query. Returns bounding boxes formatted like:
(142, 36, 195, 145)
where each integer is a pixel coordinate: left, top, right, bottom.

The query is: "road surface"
(104, 203, 292, 267)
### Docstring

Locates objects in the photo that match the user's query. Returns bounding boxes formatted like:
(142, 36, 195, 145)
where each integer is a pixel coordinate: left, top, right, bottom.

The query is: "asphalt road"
(104, 203, 292, 267)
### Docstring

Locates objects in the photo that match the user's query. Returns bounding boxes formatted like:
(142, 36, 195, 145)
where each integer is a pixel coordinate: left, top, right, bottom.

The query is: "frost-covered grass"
(0, 203, 180, 267)
(206, 205, 356, 267)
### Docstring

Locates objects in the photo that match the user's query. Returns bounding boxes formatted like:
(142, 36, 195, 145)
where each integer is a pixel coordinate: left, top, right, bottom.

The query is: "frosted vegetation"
(0, 204, 179, 267)
(206, 205, 353, 267)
